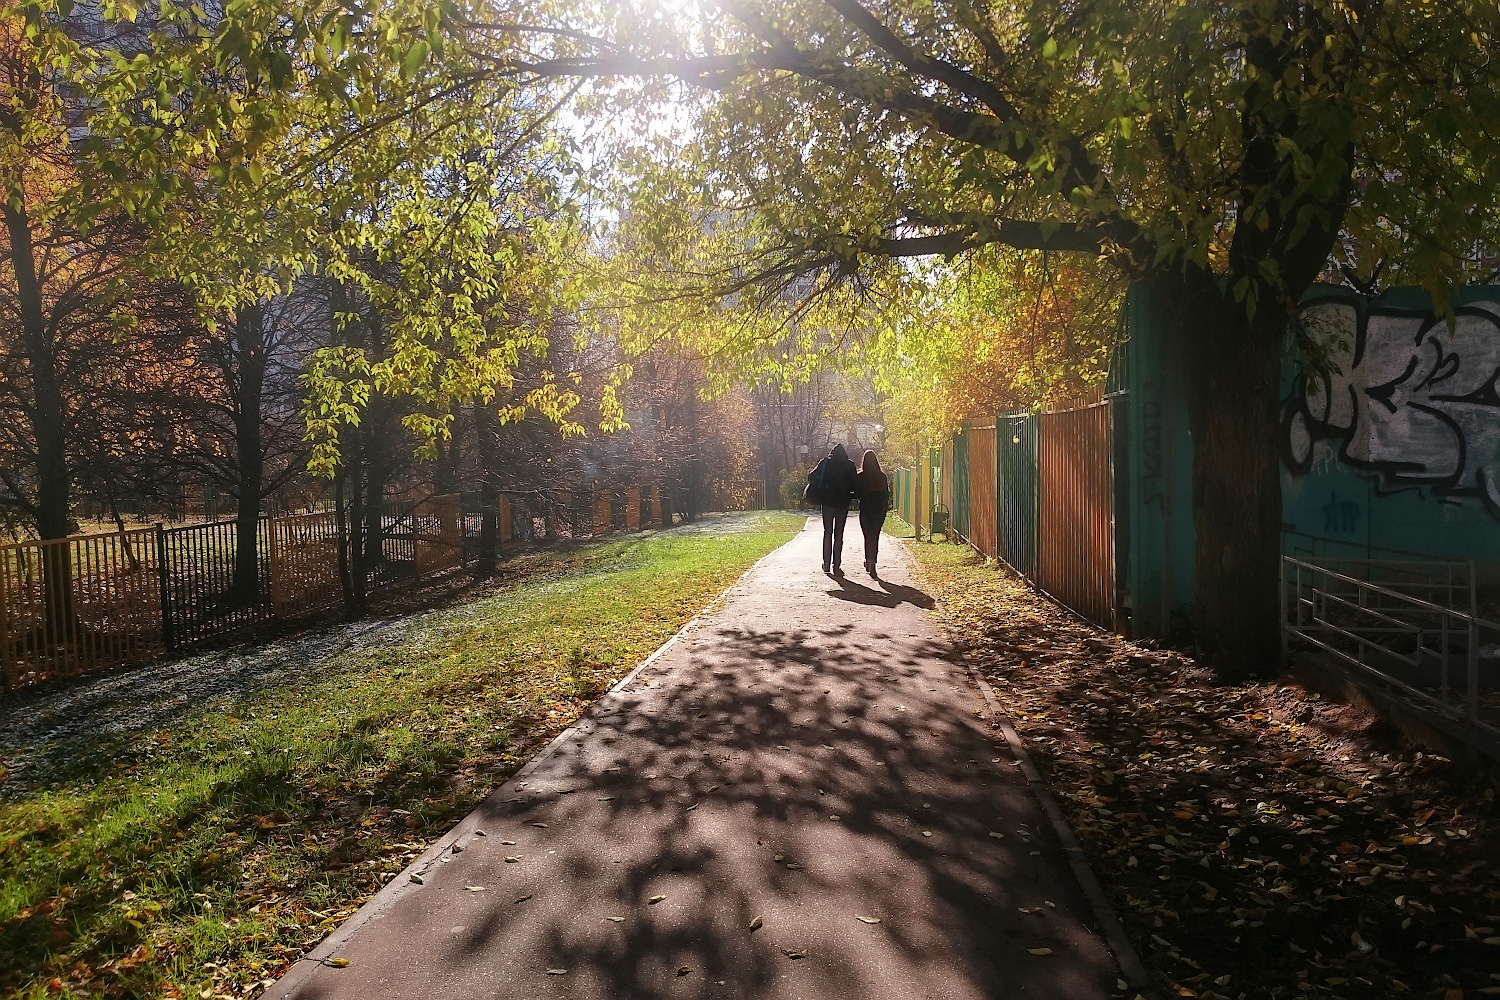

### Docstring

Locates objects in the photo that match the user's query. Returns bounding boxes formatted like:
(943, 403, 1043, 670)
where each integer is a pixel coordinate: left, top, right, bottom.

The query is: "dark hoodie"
(822, 444, 858, 510)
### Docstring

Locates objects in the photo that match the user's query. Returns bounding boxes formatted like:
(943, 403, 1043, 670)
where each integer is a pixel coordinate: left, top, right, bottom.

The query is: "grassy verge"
(883, 513, 916, 539)
(906, 541, 1500, 1000)
(0, 512, 803, 999)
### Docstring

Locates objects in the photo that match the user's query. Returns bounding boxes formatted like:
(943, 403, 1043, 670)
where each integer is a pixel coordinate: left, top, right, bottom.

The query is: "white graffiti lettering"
(1282, 298, 1500, 515)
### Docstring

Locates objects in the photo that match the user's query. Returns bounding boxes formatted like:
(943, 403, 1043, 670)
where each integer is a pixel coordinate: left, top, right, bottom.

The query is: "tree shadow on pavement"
(335, 619, 1119, 1000)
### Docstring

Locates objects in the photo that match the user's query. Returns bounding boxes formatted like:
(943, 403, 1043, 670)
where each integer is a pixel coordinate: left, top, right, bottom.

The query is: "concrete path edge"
(262, 542, 788, 1000)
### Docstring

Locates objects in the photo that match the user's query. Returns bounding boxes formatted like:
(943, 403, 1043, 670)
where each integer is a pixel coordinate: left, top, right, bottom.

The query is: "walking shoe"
(832, 564, 844, 577)
(822, 563, 831, 575)
(866, 559, 876, 577)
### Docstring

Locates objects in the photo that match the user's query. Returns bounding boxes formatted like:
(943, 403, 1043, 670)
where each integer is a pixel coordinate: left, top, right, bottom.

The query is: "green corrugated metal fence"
(951, 430, 970, 539)
(996, 413, 1039, 580)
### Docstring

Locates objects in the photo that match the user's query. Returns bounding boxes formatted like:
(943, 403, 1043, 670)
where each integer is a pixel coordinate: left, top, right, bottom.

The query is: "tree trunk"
(231, 301, 267, 604)
(4, 194, 75, 641)
(1162, 273, 1285, 681)
(474, 402, 499, 576)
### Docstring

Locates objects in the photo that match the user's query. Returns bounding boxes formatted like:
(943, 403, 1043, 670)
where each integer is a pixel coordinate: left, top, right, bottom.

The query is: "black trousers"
(860, 507, 886, 565)
(821, 506, 848, 569)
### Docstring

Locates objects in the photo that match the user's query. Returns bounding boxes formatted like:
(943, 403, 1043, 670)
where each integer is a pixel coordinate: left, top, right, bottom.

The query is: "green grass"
(884, 513, 917, 539)
(0, 512, 804, 999)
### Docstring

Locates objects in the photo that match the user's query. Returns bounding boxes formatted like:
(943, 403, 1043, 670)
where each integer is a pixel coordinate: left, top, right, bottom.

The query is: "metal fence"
(949, 435, 969, 538)
(158, 518, 273, 648)
(893, 398, 1118, 630)
(996, 412, 1039, 580)
(0, 529, 164, 690)
(1283, 555, 1500, 760)
(1037, 401, 1116, 629)
(2, 483, 681, 694)
(967, 424, 998, 558)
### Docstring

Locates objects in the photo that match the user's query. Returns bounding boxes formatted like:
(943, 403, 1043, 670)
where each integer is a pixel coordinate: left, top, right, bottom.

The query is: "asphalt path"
(266, 518, 1122, 1000)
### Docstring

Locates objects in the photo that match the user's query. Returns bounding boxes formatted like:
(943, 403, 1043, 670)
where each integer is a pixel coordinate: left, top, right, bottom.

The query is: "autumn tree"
(869, 247, 1125, 460)
(484, 0, 1500, 677)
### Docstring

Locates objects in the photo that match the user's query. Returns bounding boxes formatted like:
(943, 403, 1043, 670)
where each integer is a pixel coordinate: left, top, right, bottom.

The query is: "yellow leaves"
(1026, 947, 1053, 956)
(749, 915, 763, 930)
(326, 957, 350, 968)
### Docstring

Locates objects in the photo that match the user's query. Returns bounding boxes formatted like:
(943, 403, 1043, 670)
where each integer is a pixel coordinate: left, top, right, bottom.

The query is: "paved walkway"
(268, 520, 1121, 1000)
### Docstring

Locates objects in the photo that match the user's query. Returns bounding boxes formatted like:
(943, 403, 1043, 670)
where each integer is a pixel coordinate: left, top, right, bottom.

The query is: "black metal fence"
(157, 518, 274, 649)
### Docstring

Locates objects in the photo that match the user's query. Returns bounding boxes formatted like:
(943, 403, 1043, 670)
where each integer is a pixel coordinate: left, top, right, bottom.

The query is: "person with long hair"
(855, 449, 890, 577)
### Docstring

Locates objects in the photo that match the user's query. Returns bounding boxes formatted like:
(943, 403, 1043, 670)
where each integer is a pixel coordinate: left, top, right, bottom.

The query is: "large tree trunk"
(1161, 273, 1285, 681)
(231, 301, 267, 604)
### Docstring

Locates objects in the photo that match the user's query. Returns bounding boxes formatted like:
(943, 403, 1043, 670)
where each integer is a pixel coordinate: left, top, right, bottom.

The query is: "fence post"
(156, 523, 175, 651)
(267, 515, 283, 618)
(1, 548, 12, 691)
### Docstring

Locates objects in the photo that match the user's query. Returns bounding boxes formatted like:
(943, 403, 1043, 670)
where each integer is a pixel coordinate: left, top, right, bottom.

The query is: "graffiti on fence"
(1283, 299, 1500, 516)
(1321, 491, 1362, 534)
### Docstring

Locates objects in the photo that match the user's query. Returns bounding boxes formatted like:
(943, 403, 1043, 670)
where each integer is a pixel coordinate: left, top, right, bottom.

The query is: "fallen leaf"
(409, 874, 424, 885)
(750, 916, 763, 930)
(326, 958, 351, 968)
(781, 948, 808, 960)
(856, 915, 881, 924)
(501, 840, 516, 845)
(532, 823, 549, 829)
(649, 894, 666, 904)
(1027, 948, 1053, 956)
(546, 968, 567, 975)
(605, 916, 624, 922)
(514, 895, 532, 904)
(464, 886, 486, 893)
(988, 831, 1005, 840)
(676, 966, 692, 976)
(505, 856, 521, 863)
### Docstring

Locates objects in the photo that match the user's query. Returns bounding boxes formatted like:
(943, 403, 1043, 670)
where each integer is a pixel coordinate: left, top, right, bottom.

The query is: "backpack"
(802, 458, 830, 506)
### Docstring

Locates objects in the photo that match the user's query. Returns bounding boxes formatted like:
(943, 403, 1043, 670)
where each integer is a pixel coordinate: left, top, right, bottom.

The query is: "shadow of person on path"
(825, 576, 937, 610)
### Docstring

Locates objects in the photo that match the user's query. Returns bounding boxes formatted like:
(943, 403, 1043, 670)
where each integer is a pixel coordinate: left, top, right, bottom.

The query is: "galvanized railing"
(1281, 555, 1499, 759)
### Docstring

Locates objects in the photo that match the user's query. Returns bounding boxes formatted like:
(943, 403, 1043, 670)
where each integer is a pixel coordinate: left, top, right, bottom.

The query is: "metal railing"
(1282, 555, 1499, 759)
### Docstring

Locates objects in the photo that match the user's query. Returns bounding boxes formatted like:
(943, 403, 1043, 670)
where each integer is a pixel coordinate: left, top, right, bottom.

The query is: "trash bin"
(930, 503, 950, 540)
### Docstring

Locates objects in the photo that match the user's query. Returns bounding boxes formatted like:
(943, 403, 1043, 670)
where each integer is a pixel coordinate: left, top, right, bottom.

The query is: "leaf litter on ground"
(910, 543, 1500, 1000)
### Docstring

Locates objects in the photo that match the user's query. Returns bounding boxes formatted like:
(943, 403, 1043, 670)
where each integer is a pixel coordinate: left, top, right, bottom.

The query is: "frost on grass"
(0, 618, 412, 797)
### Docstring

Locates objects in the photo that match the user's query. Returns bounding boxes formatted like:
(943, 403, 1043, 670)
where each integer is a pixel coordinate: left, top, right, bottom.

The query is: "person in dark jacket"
(818, 443, 858, 575)
(855, 449, 890, 577)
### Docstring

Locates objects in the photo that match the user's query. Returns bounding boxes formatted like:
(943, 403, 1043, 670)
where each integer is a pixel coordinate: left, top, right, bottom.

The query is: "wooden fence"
(1, 529, 164, 690)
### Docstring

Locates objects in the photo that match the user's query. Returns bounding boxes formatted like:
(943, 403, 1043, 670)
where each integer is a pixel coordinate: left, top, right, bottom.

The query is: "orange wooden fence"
(0, 529, 164, 689)
(1037, 402, 1116, 628)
